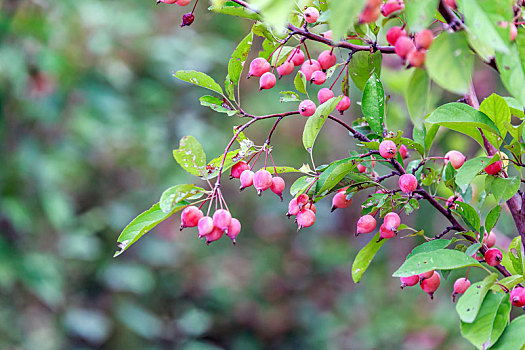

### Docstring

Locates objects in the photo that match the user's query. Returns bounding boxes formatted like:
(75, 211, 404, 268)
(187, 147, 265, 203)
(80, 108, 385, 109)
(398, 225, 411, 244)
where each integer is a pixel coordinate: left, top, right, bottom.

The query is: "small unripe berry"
(303, 7, 320, 24)
(420, 271, 441, 299)
(357, 164, 367, 173)
(384, 212, 401, 231)
(259, 72, 276, 90)
(311, 70, 326, 85)
(287, 198, 300, 217)
(317, 88, 334, 104)
(213, 209, 232, 231)
(239, 169, 254, 190)
(407, 49, 426, 67)
(419, 271, 434, 280)
(248, 57, 270, 78)
(277, 60, 294, 78)
(453, 277, 471, 295)
(356, 214, 377, 235)
(180, 13, 195, 27)
(399, 144, 408, 159)
(231, 161, 249, 179)
(331, 191, 352, 212)
(381, 0, 405, 17)
(176, 0, 191, 5)
(443, 0, 457, 8)
(484, 248, 502, 266)
(446, 195, 464, 209)
(336, 96, 351, 114)
(297, 209, 316, 230)
(415, 29, 434, 49)
(322, 30, 333, 40)
(444, 150, 466, 169)
(485, 161, 502, 175)
(400, 275, 419, 289)
(180, 206, 204, 230)
(227, 218, 241, 243)
(510, 23, 518, 42)
(379, 140, 397, 159)
(484, 231, 496, 248)
(253, 169, 273, 195)
(395, 36, 415, 59)
(510, 287, 525, 307)
(300, 59, 321, 81)
(399, 173, 418, 194)
(379, 224, 396, 239)
(290, 48, 305, 66)
(386, 26, 407, 45)
(197, 216, 214, 238)
(270, 176, 285, 201)
(318, 50, 337, 70)
(299, 99, 317, 117)
(206, 226, 224, 244)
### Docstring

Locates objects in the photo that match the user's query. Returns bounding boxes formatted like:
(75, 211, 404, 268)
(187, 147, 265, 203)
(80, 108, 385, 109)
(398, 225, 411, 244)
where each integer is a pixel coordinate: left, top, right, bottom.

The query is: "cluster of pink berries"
(231, 161, 285, 199)
(286, 194, 317, 231)
(180, 206, 241, 244)
(388, 27, 434, 67)
(400, 271, 441, 299)
(359, 0, 404, 23)
(356, 211, 403, 240)
(156, 0, 195, 26)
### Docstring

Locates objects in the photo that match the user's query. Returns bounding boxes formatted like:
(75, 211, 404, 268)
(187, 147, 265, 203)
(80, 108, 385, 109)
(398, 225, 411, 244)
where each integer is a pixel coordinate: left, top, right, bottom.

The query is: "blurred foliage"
(1, 0, 516, 349)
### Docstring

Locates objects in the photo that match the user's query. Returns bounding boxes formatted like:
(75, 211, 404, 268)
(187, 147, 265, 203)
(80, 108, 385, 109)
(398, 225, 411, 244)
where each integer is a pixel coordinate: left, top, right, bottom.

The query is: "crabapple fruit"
(297, 193, 309, 207)
(231, 161, 249, 179)
(299, 99, 317, 117)
(270, 176, 285, 201)
(484, 248, 502, 266)
(259, 72, 276, 90)
(213, 209, 232, 231)
(317, 88, 334, 104)
(484, 231, 496, 248)
(336, 96, 351, 114)
(420, 271, 441, 299)
(356, 214, 377, 235)
(253, 169, 273, 195)
(311, 70, 326, 85)
(386, 26, 407, 45)
(443, 0, 457, 8)
(206, 226, 224, 244)
(176, 0, 191, 5)
(384, 212, 401, 231)
(331, 191, 352, 211)
(304, 202, 316, 213)
(381, 0, 405, 17)
(395, 36, 415, 59)
(297, 209, 316, 230)
(277, 60, 294, 78)
(304, 7, 319, 23)
(399, 173, 418, 194)
(248, 57, 270, 78)
(407, 49, 426, 67)
(290, 48, 305, 66)
(287, 198, 300, 217)
(485, 161, 502, 175)
(197, 216, 214, 238)
(379, 224, 396, 239)
(453, 277, 471, 297)
(300, 59, 321, 81)
(415, 29, 434, 49)
(400, 275, 419, 289)
(239, 169, 254, 190)
(399, 144, 408, 159)
(318, 50, 337, 70)
(180, 13, 195, 27)
(322, 30, 333, 40)
(379, 140, 397, 159)
(510, 287, 525, 307)
(419, 271, 434, 280)
(157, 0, 178, 4)
(444, 150, 466, 169)
(510, 23, 518, 42)
(446, 195, 464, 209)
(181, 206, 203, 230)
(227, 218, 241, 243)
(360, 0, 382, 23)
(357, 164, 367, 173)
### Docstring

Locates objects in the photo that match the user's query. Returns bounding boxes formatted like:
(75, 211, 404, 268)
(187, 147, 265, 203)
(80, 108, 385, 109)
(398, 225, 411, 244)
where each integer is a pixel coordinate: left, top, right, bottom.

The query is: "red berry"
(259, 72, 276, 90)
(484, 248, 502, 266)
(227, 218, 241, 243)
(384, 212, 401, 231)
(176, 0, 191, 5)
(311, 70, 326, 85)
(197, 216, 214, 238)
(395, 36, 415, 59)
(304, 7, 320, 24)
(297, 193, 310, 207)
(419, 271, 434, 280)
(253, 169, 273, 195)
(157, 0, 178, 4)
(443, 0, 457, 8)
(399, 173, 418, 194)
(415, 29, 434, 49)
(331, 191, 352, 211)
(270, 176, 285, 201)
(277, 60, 295, 78)
(379, 224, 396, 239)
(180, 205, 203, 230)
(290, 48, 305, 66)
(399, 144, 408, 159)
(213, 209, 232, 231)
(485, 161, 502, 175)
(453, 277, 471, 294)
(318, 50, 337, 70)
(386, 26, 407, 46)
(356, 214, 377, 235)
(357, 164, 367, 173)
(379, 140, 397, 159)
(381, 0, 405, 17)
(248, 57, 270, 78)
(446, 195, 464, 209)
(239, 169, 254, 190)
(304, 202, 316, 213)
(206, 226, 224, 244)
(360, 0, 382, 23)
(231, 161, 249, 179)
(287, 198, 300, 217)
(317, 88, 334, 104)
(299, 99, 317, 117)
(407, 49, 426, 67)
(336, 96, 351, 114)
(445, 150, 466, 169)
(300, 59, 321, 81)
(420, 271, 441, 299)
(400, 275, 419, 289)
(297, 209, 316, 230)
(510, 287, 525, 307)
(180, 13, 195, 27)
(322, 30, 333, 40)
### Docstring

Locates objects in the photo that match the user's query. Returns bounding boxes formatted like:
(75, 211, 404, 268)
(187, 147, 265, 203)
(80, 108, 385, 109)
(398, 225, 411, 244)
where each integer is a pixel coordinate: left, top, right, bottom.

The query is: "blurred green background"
(0, 1, 516, 349)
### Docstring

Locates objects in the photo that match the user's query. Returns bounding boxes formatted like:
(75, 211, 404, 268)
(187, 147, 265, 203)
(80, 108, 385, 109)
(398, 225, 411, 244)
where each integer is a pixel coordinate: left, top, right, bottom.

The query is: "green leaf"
(317, 157, 357, 194)
(348, 51, 382, 91)
(266, 166, 301, 175)
(455, 157, 491, 188)
(404, 0, 439, 32)
(392, 249, 482, 277)
(496, 29, 525, 106)
(328, 0, 366, 40)
(209, 1, 261, 20)
(256, 0, 294, 32)
(172, 136, 207, 177)
(489, 315, 525, 350)
(490, 275, 525, 291)
(460, 291, 512, 349)
(115, 203, 185, 257)
(173, 70, 223, 96)
(303, 96, 343, 151)
(487, 177, 520, 202)
(352, 232, 386, 283)
(271, 46, 294, 67)
(361, 73, 385, 135)
(407, 239, 454, 259)
(159, 184, 205, 213)
(485, 206, 501, 234)
(280, 91, 301, 103)
(228, 31, 253, 87)
(508, 236, 524, 275)
(503, 96, 525, 119)
(457, 274, 498, 323)
(452, 202, 481, 232)
(479, 94, 511, 147)
(406, 68, 431, 127)
(427, 103, 499, 147)
(294, 71, 307, 95)
(199, 96, 236, 116)
(426, 31, 474, 94)
(290, 176, 315, 196)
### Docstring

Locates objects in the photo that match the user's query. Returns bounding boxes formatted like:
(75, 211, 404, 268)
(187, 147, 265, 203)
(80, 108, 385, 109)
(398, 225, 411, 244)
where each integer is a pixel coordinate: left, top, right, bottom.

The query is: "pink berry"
(336, 96, 351, 114)
(318, 50, 337, 70)
(277, 60, 294, 78)
(176, 0, 191, 5)
(446, 195, 464, 209)
(444, 150, 466, 169)
(206, 226, 224, 244)
(317, 88, 334, 104)
(399, 144, 408, 159)
(399, 173, 418, 194)
(197, 216, 214, 238)
(395, 36, 415, 59)
(213, 209, 232, 231)
(299, 99, 317, 117)
(180, 13, 195, 27)
(510, 287, 525, 307)
(484, 231, 496, 248)
(379, 224, 396, 239)
(360, 0, 382, 23)
(400, 275, 419, 289)
(453, 277, 471, 294)
(300, 59, 321, 81)
(484, 248, 502, 266)
(381, 0, 404, 17)
(259, 72, 276, 90)
(386, 26, 407, 45)
(510, 23, 518, 42)
(356, 214, 377, 235)
(304, 202, 316, 214)
(253, 169, 273, 195)
(290, 48, 305, 66)
(157, 0, 178, 4)
(287, 198, 300, 217)
(415, 29, 434, 49)
(357, 164, 367, 173)
(297, 193, 309, 207)
(407, 49, 426, 67)
(270, 176, 285, 201)
(443, 0, 457, 8)
(180, 205, 203, 230)
(420, 271, 441, 299)
(331, 191, 352, 212)
(297, 209, 316, 230)
(239, 169, 254, 190)
(311, 70, 326, 85)
(384, 212, 401, 231)
(303, 7, 320, 23)
(227, 218, 241, 243)
(485, 161, 502, 175)
(379, 140, 397, 159)
(322, 30, 333, 40)
(231, 161, 249, 179)
(248, 57, 270, 78)
(419, 271, 434, 280)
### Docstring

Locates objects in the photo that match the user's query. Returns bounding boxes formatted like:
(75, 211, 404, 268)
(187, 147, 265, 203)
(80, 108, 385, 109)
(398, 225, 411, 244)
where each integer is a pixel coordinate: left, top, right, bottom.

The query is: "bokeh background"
(0, 1, 519, 349)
